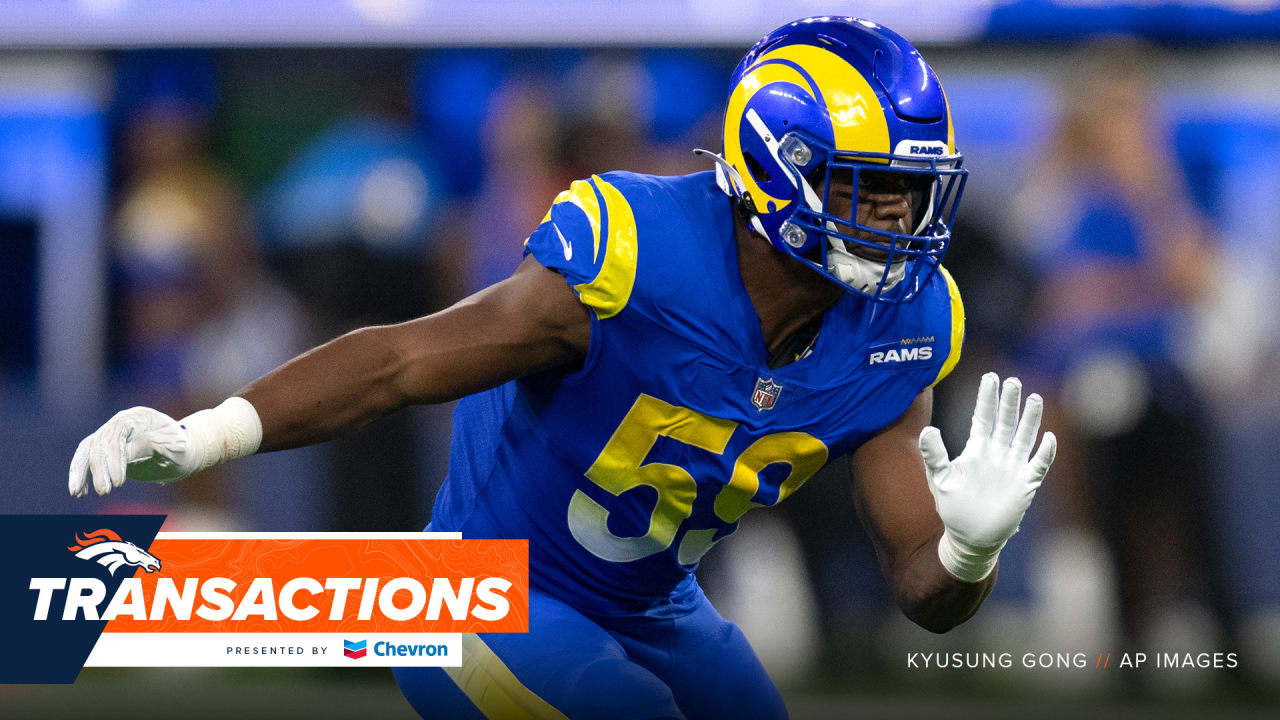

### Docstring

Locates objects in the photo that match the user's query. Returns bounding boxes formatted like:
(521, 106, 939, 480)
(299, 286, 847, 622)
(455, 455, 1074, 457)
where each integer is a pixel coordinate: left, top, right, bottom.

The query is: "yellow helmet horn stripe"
(723, 43, 893, 211)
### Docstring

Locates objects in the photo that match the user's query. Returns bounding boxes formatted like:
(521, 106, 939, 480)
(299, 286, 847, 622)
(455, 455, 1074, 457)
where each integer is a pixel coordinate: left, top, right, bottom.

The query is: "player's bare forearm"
(240, 256, 590, 452)
(235, 326, 409, 452)
(851, 389, 993, 633)
(887, 525, 996, 633)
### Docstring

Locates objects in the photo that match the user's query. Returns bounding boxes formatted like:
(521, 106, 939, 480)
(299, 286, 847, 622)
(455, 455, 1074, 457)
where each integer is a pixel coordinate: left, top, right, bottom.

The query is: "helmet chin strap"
(827, 242, 906, 293)
(694, 148, 746, 197)
(694, 148, 770, 240)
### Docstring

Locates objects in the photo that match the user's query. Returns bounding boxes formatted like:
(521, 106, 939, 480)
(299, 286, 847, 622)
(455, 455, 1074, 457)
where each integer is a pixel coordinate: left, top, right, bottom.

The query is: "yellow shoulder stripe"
(573, 175, 637, 320)
(529, 189, 574, 248)
(930, 265, 964, 388)
(442, 633, 569, 720)
(535, 180, 602, 258)
(538, 189, 571, 225)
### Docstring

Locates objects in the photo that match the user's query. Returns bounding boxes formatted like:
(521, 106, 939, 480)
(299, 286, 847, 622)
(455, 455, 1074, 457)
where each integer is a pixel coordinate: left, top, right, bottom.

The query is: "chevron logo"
(343, 639, 367, 660)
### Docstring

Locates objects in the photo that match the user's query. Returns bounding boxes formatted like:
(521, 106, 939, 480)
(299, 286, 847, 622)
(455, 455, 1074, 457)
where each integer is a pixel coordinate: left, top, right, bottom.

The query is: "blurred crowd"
(3, 39, 1279, 695)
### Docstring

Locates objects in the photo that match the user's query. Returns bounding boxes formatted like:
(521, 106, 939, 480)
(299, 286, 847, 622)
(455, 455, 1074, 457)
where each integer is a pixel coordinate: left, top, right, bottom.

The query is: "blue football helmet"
(703, 16, 967, 303)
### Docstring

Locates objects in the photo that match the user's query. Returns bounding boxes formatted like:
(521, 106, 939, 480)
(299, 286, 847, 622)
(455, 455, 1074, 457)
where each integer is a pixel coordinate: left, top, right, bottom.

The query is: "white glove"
(68, 397, 263, 498)
(918, 373, 1057, 583)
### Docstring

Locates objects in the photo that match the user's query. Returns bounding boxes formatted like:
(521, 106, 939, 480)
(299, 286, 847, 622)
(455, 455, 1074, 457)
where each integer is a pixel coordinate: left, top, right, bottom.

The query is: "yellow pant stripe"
(442, 634, 569, 720)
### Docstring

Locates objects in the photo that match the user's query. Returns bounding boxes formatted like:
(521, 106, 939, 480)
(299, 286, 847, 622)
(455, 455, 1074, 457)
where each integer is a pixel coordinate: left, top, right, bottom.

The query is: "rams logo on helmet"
(68, 528, 162, 576)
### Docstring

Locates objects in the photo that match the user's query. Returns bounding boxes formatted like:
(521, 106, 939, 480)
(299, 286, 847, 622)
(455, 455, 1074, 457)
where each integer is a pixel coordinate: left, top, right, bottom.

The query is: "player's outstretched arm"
(850, 375, 1056, 633)
(68, 256, 590, 497)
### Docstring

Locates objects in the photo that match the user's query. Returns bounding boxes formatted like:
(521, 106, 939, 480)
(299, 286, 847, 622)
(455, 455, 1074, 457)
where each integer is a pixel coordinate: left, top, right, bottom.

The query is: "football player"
(69, 17, 1056, 719)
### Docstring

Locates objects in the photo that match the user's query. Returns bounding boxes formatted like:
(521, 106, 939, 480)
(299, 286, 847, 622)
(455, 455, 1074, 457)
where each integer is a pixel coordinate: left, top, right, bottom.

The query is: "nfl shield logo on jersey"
(751, 377, 782, 411)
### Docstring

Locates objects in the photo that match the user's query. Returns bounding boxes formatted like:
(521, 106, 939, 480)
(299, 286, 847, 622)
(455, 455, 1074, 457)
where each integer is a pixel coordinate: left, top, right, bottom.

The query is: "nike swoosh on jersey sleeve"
(554, 223, 572, 261)
(523, 175, 638, 319)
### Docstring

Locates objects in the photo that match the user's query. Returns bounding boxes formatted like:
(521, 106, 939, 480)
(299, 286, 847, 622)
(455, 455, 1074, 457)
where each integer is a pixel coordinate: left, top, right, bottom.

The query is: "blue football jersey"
(430, 170, 964, 614)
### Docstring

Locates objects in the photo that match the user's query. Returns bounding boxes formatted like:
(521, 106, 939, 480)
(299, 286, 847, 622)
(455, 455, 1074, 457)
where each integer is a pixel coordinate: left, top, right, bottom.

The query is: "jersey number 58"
(567, 393, 828, 564)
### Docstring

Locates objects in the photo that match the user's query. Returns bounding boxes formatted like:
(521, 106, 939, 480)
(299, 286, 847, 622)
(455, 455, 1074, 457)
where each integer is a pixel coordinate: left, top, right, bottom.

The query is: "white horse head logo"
(68, 529, 162, 576)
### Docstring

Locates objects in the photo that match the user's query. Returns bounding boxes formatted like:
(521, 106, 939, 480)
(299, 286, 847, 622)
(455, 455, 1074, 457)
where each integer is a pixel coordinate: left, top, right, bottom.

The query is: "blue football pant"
(394, 585, 787, 720)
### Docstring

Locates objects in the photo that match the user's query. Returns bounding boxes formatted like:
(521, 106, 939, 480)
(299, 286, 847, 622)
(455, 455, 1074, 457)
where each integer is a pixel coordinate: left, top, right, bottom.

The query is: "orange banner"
(101, 537, 527, 634)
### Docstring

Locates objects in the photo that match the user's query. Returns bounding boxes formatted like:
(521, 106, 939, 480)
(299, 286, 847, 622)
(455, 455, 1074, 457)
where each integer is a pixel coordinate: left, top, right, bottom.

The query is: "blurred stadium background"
(3, 1, 1280, 717)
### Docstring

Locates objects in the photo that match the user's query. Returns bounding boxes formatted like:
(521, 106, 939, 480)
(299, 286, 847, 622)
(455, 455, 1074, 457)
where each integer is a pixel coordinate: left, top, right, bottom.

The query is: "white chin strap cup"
(827, 242, 906, 294)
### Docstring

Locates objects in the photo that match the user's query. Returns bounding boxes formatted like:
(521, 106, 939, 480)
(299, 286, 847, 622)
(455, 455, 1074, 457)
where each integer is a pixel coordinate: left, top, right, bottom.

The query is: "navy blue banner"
(0, 514, 165, 683)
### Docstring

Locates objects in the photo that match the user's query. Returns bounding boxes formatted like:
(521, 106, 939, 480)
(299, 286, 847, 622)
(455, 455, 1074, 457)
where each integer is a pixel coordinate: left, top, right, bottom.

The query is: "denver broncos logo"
(67, 528, 162, 576)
